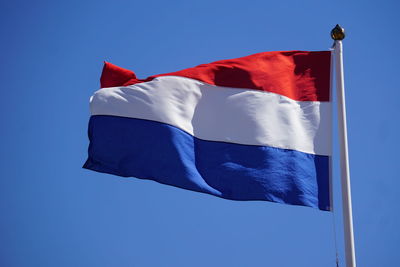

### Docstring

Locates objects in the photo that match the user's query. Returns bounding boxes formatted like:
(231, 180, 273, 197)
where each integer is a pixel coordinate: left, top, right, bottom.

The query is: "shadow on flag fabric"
(83, 51, 332, 211)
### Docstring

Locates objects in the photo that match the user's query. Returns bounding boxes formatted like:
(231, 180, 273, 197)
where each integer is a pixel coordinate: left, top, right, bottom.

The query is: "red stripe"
(100, 51, 331, 101)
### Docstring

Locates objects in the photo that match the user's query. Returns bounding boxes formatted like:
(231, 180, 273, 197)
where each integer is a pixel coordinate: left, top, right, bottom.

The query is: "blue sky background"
(1, 0, 399, 266)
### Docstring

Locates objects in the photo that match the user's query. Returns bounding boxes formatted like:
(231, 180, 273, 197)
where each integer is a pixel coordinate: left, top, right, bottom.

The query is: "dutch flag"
(84, 50, 332, 211)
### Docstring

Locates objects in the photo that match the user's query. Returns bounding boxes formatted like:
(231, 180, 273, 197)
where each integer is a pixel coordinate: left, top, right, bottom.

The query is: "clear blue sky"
(1, 0, 399, 266)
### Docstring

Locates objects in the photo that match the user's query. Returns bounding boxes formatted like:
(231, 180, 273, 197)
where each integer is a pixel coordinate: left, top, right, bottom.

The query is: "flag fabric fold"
(84, 50, 332, 211)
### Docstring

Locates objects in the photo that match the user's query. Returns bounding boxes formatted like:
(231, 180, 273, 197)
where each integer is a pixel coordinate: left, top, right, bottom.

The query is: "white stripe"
(90, 76, 331, 155)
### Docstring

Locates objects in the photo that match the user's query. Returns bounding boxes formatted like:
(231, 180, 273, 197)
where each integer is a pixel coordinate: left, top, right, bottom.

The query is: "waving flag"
(84, 51, 332, 210)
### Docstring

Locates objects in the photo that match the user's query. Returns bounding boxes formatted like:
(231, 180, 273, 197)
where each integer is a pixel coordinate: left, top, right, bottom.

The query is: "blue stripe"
(84, 115, 330, 211)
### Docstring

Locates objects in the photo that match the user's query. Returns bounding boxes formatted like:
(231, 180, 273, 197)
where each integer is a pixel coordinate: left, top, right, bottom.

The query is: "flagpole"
(331, 25, 357, 267)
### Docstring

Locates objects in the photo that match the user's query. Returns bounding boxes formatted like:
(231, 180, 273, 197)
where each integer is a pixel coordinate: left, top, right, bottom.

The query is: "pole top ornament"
(331, 24, 345, 40)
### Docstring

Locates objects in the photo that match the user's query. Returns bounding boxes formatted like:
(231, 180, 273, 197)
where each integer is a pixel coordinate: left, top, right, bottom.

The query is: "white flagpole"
(331, 25, 357, 267)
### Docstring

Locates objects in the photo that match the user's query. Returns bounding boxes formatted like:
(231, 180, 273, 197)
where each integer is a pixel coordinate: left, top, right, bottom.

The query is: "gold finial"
(331, 24, 345, 40)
